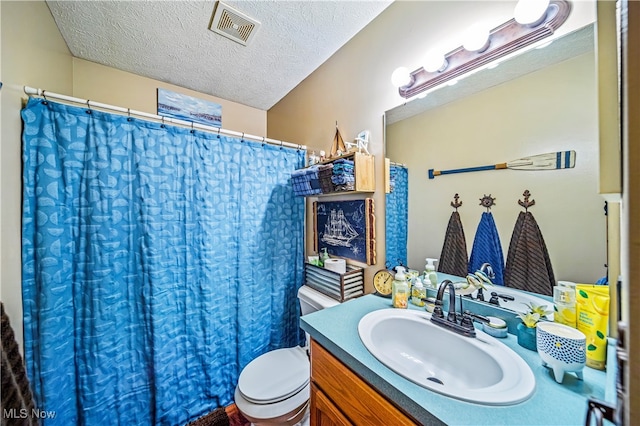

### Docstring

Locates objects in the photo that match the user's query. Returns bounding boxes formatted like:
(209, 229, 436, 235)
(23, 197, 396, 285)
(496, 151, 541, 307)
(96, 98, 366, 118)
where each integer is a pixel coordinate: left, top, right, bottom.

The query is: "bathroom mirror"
(384, 24, 607, 298)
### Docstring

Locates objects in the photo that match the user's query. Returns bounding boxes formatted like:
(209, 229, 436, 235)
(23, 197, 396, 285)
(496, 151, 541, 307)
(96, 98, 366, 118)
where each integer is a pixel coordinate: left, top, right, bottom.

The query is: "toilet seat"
(237, 347, 310, 404)
(234, 383, 309, 424)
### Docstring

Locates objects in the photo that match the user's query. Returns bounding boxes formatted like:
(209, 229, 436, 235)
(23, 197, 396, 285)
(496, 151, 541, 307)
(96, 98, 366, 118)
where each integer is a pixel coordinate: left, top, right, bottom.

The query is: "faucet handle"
(432, 300, 445, 319)
(461, 310, 490, 330)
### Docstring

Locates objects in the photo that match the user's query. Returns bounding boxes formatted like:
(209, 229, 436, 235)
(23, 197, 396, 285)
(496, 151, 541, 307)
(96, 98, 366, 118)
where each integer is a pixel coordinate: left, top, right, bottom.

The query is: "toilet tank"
(297, 285, 340, 316)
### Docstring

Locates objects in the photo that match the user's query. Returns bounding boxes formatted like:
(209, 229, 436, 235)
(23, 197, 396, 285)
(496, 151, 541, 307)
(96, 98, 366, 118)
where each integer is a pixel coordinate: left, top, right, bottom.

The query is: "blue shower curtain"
(21, 98, 305, 425)
(385, 165, 408, 269)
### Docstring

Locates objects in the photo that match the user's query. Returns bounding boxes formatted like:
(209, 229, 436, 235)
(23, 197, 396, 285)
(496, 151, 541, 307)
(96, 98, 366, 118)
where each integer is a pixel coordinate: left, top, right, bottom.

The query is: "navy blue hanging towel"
(469, 212, 505, 284)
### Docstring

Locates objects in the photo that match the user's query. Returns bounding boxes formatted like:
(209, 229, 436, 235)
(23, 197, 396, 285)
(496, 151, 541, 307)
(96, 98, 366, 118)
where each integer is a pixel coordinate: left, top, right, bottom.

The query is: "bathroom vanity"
(302, 294, 616, 425)
(310, 340, 415, 425)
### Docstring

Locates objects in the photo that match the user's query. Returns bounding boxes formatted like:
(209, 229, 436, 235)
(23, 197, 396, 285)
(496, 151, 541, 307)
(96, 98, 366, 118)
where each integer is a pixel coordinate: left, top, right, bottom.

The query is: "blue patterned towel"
(291, 166, 321, 196)
(331, 174, 355, 185)
(469, 212, 505, 284)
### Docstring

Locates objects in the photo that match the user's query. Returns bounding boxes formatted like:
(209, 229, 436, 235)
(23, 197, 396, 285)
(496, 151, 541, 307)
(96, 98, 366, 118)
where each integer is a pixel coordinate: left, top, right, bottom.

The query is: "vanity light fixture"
(462, 23, 491, 53)
(390, 66, 412, 88)
(423, 50, 448, 73)
(514, 0, 551, 26)
(392, 0, 571, 99)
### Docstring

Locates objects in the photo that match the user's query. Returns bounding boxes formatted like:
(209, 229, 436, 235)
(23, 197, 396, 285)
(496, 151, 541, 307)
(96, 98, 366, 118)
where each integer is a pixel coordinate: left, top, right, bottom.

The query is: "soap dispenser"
(411, 277, 426, 307)
(392, 266, 409, 309)
(319, 248, 330, 267)
(424, 258, 439, 289)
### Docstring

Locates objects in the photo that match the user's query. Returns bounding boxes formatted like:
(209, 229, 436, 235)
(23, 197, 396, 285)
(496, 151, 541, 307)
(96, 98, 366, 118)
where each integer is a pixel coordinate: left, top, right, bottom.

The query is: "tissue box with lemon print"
(576, 284, 609, 370)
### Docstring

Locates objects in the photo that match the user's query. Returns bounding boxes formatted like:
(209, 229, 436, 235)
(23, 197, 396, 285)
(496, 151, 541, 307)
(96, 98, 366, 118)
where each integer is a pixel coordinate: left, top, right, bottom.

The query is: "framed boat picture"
(157, 88, 222, 127)
(313, 198, 376, 265)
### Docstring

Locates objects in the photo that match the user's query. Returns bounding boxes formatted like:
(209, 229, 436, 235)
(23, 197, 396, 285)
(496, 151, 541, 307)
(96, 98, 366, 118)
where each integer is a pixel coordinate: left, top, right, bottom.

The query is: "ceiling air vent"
(209, 1, 261, 46)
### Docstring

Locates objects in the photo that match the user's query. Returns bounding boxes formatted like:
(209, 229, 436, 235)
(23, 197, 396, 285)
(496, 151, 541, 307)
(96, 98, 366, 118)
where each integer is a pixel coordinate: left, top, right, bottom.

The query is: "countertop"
(300, 293, 616, 426)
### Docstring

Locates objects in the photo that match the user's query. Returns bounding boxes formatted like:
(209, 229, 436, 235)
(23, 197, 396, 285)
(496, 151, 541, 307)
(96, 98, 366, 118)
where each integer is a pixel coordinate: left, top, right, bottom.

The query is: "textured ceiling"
(46, 0, 393, 110)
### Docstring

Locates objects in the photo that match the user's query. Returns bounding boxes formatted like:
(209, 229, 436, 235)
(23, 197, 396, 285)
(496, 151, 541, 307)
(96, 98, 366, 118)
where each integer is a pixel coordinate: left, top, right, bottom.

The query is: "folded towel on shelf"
(333, 183, 355, 192)
(317, 164, 335, 193)
(291, 164, 336, 196)
(389, 168, 397, 192)
(331, 159, 354, 174)
(291, 166, 321, 196)
(331, 174, 355, 185)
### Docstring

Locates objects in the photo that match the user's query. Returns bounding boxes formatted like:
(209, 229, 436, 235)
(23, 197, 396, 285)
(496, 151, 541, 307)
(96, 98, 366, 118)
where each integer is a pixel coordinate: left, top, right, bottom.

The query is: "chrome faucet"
(479, 263, 495, 280)
(470, 263, 495, 302)
(431, 280, 490, 338)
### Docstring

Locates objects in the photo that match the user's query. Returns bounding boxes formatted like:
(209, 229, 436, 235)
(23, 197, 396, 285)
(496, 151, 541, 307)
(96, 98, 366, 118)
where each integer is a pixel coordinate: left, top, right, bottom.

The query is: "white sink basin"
(358, 309, 535, 405)
(471, 286, 554, 321)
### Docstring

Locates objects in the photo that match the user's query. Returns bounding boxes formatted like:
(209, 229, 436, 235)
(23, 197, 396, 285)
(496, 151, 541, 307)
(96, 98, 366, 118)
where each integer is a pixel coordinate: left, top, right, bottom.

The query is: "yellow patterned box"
(575, 284, 609, 370)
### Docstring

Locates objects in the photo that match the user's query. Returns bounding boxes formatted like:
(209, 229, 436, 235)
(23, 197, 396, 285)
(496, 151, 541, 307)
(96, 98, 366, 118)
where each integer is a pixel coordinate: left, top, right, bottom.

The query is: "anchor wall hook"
(450, 193, 463, 211)
(518, 190, 536, 212)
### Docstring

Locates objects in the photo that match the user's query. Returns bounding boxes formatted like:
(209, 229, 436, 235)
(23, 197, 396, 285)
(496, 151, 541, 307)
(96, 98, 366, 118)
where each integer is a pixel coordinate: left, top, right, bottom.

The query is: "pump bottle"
(411, 277, 426, 307)
(424, 258, 439, 289)
(392, 266, 410, 309)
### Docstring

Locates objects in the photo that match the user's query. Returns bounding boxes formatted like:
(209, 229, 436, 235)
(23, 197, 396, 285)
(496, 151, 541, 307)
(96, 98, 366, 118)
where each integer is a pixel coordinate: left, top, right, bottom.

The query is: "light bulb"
(391, 67, 412, 88)
(463, 23, 491, 52)
(423, 50, 448, 73)
(514, 0, 550, 26)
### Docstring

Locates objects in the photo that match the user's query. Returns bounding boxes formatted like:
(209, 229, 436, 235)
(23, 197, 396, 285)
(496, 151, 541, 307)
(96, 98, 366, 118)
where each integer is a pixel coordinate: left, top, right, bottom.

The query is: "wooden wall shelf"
(315, 152, 375, 196)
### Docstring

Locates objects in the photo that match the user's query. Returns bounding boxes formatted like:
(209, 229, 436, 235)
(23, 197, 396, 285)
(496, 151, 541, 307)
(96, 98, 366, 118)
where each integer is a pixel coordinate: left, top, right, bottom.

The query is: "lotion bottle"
(411, 277, 426, 307)
(424, 258, 439, 289)
(392, 266, 409, 309)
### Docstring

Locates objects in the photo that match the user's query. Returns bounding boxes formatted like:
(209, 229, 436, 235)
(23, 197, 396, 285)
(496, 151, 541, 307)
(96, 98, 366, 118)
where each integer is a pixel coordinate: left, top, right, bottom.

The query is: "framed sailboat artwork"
(313, 198, 376, 265)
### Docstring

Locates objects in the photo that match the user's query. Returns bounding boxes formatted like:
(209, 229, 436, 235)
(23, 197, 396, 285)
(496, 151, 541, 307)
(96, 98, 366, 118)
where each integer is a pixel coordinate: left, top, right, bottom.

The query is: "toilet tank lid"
(297, 285, 340, 310)
(238, 348, 309, 404)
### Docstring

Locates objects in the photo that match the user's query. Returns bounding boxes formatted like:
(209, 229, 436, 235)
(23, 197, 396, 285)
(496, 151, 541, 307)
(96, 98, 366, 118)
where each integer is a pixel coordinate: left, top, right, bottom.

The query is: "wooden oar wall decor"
(428, 150, 576, 179)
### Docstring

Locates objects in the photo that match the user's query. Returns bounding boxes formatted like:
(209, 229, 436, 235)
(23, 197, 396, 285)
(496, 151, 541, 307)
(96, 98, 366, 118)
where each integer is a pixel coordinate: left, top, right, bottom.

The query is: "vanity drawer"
(310, 340, 416, 425)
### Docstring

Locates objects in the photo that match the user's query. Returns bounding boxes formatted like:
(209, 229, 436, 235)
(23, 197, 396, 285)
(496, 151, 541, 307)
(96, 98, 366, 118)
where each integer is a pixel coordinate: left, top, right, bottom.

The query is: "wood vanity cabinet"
(309, 339, 417, 426)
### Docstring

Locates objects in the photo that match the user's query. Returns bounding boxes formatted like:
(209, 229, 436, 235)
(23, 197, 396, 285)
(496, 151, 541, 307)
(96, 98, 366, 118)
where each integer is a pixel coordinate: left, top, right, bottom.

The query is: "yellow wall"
(72, 59, 266, 136)
(1, 0, 74, 353)
(387, 52, 605, 283)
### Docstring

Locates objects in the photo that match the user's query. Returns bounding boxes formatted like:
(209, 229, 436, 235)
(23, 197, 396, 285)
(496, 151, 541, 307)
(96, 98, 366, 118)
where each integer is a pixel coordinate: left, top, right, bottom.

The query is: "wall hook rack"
(480, 194, 496, 212)
(450, 193, 463, 211)
(518, 190, 536, 212)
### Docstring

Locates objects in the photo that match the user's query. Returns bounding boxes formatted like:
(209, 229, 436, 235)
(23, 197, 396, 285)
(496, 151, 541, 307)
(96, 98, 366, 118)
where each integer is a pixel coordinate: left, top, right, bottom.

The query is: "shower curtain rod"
(23, 86, 306, 151)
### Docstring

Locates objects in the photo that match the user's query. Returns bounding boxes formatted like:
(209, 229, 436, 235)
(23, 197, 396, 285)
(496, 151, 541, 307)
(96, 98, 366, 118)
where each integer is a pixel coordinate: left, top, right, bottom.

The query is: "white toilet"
(234, 285, 340, 426)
